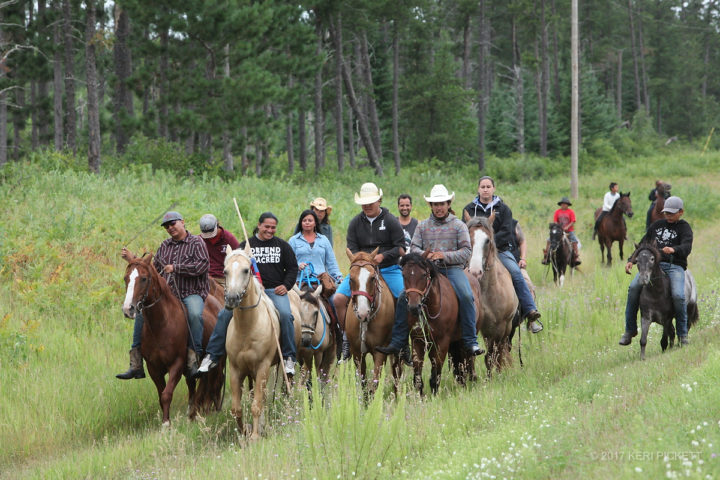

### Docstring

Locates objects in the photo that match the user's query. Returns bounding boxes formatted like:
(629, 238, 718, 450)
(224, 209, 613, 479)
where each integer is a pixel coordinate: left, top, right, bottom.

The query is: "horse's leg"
(412, 337, 425, 396)
(606, 240, 613, 265)
(618, 239, 624, 262)
(639, 314, 651, 361)
(250, 362, 271, 441)
(160, 361, 184, 426)
(429, 341, 449, 395)
(484, 341, 495, 378)
(146, 366, 168, 424)
(229, 369, 245, 434)
(598, 237, 606, 265)
(370, 351, 386, 396)
(186, 374, 198, 420)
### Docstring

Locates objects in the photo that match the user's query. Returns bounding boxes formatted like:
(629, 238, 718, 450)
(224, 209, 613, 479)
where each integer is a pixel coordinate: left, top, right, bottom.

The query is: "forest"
(0, 0, 718, 175)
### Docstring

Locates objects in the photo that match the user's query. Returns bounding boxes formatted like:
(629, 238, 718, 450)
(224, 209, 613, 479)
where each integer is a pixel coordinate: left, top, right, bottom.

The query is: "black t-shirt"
(638, 219, 693, 270)
(240, 236, 299, 290)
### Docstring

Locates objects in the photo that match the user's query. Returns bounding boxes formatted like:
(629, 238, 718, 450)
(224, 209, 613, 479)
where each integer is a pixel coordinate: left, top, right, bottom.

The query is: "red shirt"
(202, 226, 240, 278)
(553, 208, 576, 232)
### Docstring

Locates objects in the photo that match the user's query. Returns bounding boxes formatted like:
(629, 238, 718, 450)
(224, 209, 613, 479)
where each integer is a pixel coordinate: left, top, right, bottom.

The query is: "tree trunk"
(13, 86, 24, 161)
(86, 0, 101, 173)
(462, 14, 471, 90)
(636, 2, 650, 115)
(0, 92, 6, 166)
(332, 12, 345, 172)
(341, 57, 382, 175)
(314, 22, 325, 172)
(241, 126, 248, 175)
(571, 0, 579, 198)
(536, 0, 549, 157)
(222, 44, 233, 172)
(298, 107, 307, 170)
(392, 20, 400, 175)
(158, 29, 169, 139)
(31, 80, 38, 149)
(286, 111, 294, 175)
(616, 49, 623, 118)
(360, 31, 382, 161)
(255, 142, 262, 177)
(37, 0, 50, 145)
(627, 0, 642, 112)
(477, 0, 490, 172)
(113, 5, 133, 153)
(53, 0, 63, 150)
(550, 0, 561, 106)
(347, 100, 355, 167)
(63, 0, 77, 153)
(512, 18, 524, 154)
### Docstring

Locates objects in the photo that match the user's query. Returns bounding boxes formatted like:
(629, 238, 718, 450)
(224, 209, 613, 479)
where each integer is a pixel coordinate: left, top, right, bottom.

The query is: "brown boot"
(187, 349, 200, 379)
(571, 242, 581, 266)
(116, 347, 145, 380)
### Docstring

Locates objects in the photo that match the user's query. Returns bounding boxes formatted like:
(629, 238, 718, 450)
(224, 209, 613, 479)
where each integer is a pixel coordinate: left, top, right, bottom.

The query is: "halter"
(404, 263, 442, 320)
(301, 301, 328, 350)
(349, 259, 382, 322)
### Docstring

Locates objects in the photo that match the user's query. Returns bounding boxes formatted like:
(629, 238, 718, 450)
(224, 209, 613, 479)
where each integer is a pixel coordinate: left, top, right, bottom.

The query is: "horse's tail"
(195, 355, 227, 413)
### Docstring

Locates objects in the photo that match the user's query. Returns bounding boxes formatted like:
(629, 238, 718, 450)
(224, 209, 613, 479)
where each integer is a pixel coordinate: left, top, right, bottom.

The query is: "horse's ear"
(634, 242, 639, 249)
(225, 244, 233, 256)
(627, 191, 631, 197)
(244, 241, 251, 257)
(313, 284, 323, 298)
(488, 210, 496, 224)
(142, 253, 153, 265)
(370, 247, 379, 259)
(463, 210, 471, 223)
(346, 248, 354, 262)
(549, 223, 554, 229)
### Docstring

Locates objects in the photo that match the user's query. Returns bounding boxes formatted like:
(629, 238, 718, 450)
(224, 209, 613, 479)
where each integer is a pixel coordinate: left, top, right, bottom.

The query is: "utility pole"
(570, 0, 579, 198)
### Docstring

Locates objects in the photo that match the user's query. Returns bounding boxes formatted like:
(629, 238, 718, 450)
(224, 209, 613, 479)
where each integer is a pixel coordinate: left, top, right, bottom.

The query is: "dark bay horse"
(465, 214, 521, 376)
(547, 223, 572, 286)
(344, 248, 398, 394)
(633, 240, 699, 360)
(648, 182, 672, 227)
(594, 192, 633, 265)
(400, 252, 482, 395)
(121, 255, 225, 426)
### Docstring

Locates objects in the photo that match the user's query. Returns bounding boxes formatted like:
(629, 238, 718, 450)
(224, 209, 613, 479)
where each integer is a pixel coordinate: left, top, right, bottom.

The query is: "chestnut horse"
(594, 192, 633, 265)
(401, 252, 482, 394)
(648, 182, 672, 227)
(121, 255, 225, 426)
(465, 214, 521, 376)
(294, 284, 336, 384)
(344, 248, 398, 393)
(547, 223, 572, 286)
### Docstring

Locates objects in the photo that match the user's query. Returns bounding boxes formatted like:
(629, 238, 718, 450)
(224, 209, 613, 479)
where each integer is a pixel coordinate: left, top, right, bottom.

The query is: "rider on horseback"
(377, 184, 485, 358)
(619, 196, 693, 346)
(542, 197, 581, 266)
(593, 182, 619, 239)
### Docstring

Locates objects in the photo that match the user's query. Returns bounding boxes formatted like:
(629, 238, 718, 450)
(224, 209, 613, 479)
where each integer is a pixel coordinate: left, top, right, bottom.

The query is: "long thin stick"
(232, 198, 292, 392)
(124, 201, 178, 247)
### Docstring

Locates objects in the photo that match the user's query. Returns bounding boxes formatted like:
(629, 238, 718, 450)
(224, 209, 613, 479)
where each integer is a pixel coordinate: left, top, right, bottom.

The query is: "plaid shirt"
(153, 231, 210, 300)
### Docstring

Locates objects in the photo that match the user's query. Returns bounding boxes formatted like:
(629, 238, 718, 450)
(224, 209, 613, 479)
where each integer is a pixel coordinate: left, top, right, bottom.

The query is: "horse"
(224, 244, 287, 441)
(344, 248, 398, 393)
(400, 252, 482, 394)
(648, 182, 672, 227)
(547, 222, 572, 286)
(594, 192, 633, 265)
(294, 284, 336, 385)
(633, 240, 699, 360)
(121, 255, 225, 426)
(464, 214, 521, 376)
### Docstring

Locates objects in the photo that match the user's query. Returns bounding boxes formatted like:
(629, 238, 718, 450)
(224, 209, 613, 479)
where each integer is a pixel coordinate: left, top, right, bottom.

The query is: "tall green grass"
(2, 148, 720, 478)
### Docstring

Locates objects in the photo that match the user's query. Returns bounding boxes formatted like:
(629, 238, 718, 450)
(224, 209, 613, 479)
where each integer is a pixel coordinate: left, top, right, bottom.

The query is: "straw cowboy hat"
(423, 184, 455, 203)
(310, 197, 332, 215)
(354, 182, 383, 205)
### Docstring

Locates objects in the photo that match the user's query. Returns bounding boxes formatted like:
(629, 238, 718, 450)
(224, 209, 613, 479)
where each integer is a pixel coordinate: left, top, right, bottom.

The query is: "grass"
(1, 148, 720, 478)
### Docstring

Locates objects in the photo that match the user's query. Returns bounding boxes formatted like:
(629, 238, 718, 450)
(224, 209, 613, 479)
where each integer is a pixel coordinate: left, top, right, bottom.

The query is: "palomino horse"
(121, 255, 225, 426)
(224, 244, 294, 441)
(294, 284, 336, 384)
(547, 222, 572, 286)
(344, 248, 397, 393)
(401, 252, 482, 394)
(594, 192, 633, 265)
(648, 182, 672, 227)
(464, 214, 521, 376)
(632, 240, 698, 360)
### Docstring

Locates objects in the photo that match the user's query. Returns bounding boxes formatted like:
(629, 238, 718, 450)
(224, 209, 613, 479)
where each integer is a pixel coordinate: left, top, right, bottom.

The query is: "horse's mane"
(610, 192, 630, 213)
(400, 252, 438, 278)
(351, 250, 378, 263)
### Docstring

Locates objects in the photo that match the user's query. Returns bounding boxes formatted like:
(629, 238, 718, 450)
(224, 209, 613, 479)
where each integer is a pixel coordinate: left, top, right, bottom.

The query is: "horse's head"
(122, 254, 158, 318)
(346, 247, 381, 321)
(298, 285, 323, 348)
(635, 240, 660, 285)
(400, 252, 435, 315)
(617, 192, 634, 218)
(466, 216, 495, 279)
(658, 182, 672, 199)
(548, 222, 564, 250)
(224, 243, 255, 309)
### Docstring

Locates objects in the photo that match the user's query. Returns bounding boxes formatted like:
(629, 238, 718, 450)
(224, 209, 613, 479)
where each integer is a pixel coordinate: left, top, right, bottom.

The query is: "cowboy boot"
(116, 347, 145, 380)
(541, 240, 551, 265)
(571, 242, 581, 266)
(186, 349, 200, 379)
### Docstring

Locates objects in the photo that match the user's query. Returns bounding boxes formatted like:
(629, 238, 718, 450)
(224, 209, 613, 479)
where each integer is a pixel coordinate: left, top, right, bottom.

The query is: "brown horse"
(121, 255, 225, 426)
(594, 192, 633, 265)
(401, 252, 482, 394)
(648, 182, 672, 227)
(344, 248, 398, 393)
(294, 284, 336, 384)
(465, 214, 521, 376)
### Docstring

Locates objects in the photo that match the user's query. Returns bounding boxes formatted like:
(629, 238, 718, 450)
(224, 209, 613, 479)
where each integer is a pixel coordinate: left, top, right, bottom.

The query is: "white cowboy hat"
(310, 197, 333, 215)
(354, 182, 383, 205)
(423, 184, 455, 203)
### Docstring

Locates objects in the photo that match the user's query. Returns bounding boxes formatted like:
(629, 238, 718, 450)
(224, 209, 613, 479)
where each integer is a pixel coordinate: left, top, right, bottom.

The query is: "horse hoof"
(161, 420, 171, 428)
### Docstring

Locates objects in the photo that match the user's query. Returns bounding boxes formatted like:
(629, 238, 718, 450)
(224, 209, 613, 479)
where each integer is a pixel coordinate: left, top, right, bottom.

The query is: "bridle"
(403, 262, 441, 320)
(226, 254, 262, 310)
(132, 266, 164, 312)
(349, 259, 382, 321)
(300, 297, 328, 350)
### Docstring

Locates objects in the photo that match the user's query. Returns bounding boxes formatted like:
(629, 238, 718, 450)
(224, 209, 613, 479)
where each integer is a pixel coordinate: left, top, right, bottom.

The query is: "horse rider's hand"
(625, 261, 634, 274)
(373, 253, 385, 264)
(121, 247, 136, 262)
(427, 251, 445, 262)
(518, 258, 527, 268)
(662, 246, 675, 255)
(298, 262, 307, 270)
(274, 285, 288, 296)
(163, 264, 174, 274)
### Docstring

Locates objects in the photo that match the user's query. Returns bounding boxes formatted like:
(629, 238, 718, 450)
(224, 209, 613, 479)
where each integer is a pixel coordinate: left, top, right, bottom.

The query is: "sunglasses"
(163, 220, 178, 229)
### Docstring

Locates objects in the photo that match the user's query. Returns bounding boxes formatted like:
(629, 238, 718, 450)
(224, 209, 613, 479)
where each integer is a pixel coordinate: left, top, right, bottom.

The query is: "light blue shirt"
(288, 232, 342, 281)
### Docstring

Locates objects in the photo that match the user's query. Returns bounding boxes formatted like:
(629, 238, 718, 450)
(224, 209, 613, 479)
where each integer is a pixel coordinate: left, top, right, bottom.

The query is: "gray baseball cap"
(161, 211, 183, 226)
(661, 196, 684, 213)
(199, 214, 218, 238)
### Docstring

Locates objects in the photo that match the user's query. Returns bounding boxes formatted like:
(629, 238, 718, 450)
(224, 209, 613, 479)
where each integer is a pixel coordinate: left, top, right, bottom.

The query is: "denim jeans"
(388, 267, 478, 350)
(264, 289, 297, 362)
(336, 264, 404, 299)
(498, 250, 538, 317)
(625, 262, 687, 336)
(132, 294, 204, 354)
(204, 307, 233, 362)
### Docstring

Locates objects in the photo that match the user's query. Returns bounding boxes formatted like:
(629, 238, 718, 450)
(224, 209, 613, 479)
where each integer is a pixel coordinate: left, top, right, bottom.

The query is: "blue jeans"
(264, 289, 297, 362)
(132, 294, 204, 354)
(205, 307, 233, 362)
(625, 262, 687, 336)
(498, 250, 538, 317)
(387, 267, 478, 350)
(336, 264, 404, 299)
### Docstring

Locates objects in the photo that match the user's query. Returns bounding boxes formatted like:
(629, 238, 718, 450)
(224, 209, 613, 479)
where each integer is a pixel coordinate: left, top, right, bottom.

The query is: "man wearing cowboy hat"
(333, 182, 406, 329)
(309, 197, 334, 247)
(377, 185, 485, 357)
(542, 197, 581, 266)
